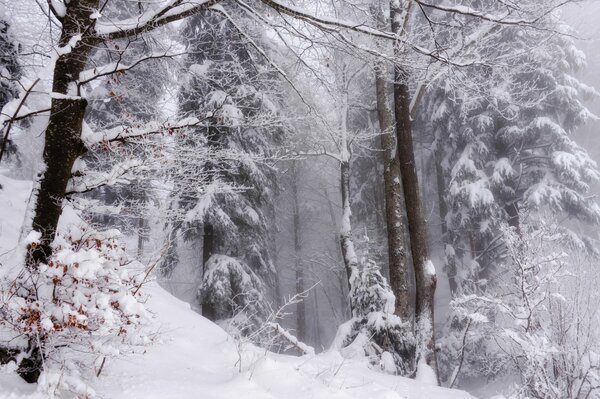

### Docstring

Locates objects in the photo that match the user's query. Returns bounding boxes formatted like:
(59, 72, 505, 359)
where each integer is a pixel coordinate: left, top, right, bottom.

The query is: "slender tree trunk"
(136, 216, 145, 259)
(340, 159, 358, 298)
(375, 63, 411, 321)
(505, 202, 521, 235)
(202, 223, 216, 321)
(291, 161, 306, 342)
(390, 0, 438, 380)
(322, 185, 348, 317)
(312, 264, 322, 348)
(271, 206, 283, 307)
(434, 147, 457, 295)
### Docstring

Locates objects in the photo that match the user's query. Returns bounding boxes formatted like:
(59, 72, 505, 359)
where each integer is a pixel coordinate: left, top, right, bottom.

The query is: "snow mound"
(98, 284, 477, 399)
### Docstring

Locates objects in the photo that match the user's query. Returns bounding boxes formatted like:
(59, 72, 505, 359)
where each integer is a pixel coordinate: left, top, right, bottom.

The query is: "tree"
(176, 10, 283, 326)
(0, 9, 21, 166)
(333, 257, 415, 375)
(425, 15, 600, 293)
(390, 0, 438, 378)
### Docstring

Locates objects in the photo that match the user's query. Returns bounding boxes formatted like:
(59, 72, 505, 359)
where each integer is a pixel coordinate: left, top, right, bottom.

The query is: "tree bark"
(202, 223, 216, 321)
(375, 64, 411, 321)
(291, 161, 306, 342)
(340, 159, 358, 298)
(434, 147, 458, 296)
(27, 0, 104, 266)
(390, 0, 438, 380)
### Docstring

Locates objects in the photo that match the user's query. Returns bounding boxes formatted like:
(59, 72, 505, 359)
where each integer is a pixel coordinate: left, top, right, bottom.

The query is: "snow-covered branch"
(94, 0, 222, 40)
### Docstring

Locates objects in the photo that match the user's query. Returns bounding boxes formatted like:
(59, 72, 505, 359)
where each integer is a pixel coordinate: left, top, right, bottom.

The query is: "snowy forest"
(1, 0, 600, 398)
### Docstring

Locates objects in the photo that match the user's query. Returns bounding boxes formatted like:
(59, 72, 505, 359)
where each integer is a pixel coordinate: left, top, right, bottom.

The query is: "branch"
(266, 322, 315, 355)
(255, 0, 398, 40)
(96, 0, 222, 41)
(65, 159, 143, 196)
(0, 79, 41, 165)
(413, 0, 571, 26)
(77, 51, 186, 86)
(83, 116, 211, 146)
(209, 5, 312, 112)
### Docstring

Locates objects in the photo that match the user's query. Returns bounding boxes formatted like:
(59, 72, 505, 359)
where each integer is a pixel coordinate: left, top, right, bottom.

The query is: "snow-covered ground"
(0, 281, 477, 399)
(1, 281, 477, 399)
(0, 173, 476, 399)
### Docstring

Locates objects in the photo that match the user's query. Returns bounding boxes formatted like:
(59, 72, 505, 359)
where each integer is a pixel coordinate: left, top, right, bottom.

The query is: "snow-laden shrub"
(440, 223, 600, 397)
(0, 223, 151, 397)
(332, 260, 415, 375)
(199, 254, 268, 336)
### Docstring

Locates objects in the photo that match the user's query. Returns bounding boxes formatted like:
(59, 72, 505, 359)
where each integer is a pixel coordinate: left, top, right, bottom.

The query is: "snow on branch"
(66, 159, 143, 195)
(251, 0, 460, 67)
(82, 117, 208, 146)
(94, 0, 221, 40)
(266, 322, 315, 355)
(78, 52, 186, 86)
(413, 0, 570, 26)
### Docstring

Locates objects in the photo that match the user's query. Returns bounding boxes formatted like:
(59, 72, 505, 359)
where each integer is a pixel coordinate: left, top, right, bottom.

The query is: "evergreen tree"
(175, 10, 284, 327)
(425, 23, 600, 292)
(0, 12, 21, 165)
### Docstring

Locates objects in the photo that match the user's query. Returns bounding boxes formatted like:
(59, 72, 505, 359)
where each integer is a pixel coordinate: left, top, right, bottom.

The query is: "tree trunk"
(28, 1, 101, 266)
(434, 148, 458, 296)
(390, 0, 438, 380)
(340, 159, 358, 300)
(20, 0, 101, 382)
(291, 161, 306, 342)
(136, 216, 145, 259)
(505, 202, 521, 235)
(312, 288, 321, 348)
(375, 63, 411, 321)
(202, 223, 216, 321)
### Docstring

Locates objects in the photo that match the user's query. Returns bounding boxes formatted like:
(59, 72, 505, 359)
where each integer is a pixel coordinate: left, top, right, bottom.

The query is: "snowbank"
(98, 284, 477, 399)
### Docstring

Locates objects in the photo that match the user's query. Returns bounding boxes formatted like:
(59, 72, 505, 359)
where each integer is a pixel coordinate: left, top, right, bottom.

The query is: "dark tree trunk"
(20, 1, 101, 383)
(505, 202, 521, 235)
(137, 216, 145, 259)
(291, 161, 306, 342)
(375, 63, 411, 321)
(202, 223, 216, 321)
(390, 1, 438, 380)
(312, 273, 321, 348)
(28, 1, 99, 267)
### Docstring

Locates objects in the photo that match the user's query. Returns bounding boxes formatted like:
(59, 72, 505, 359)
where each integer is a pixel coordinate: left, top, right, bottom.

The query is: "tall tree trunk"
(202, 223, 216, 321)
(505, 202, 521, 235)
(323, 185, 349, 318)
(136, 216, 145, 259)
(339, 159, 358, 300)
(28, 1, 100, 266)
(390, 0, 438, 380)
(312, 264, 322, 348)
(434, 147, 457, 296)
(375, 63, 411, 321)
(291, 161, 306, 342)
(21, 0, 100, 383)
